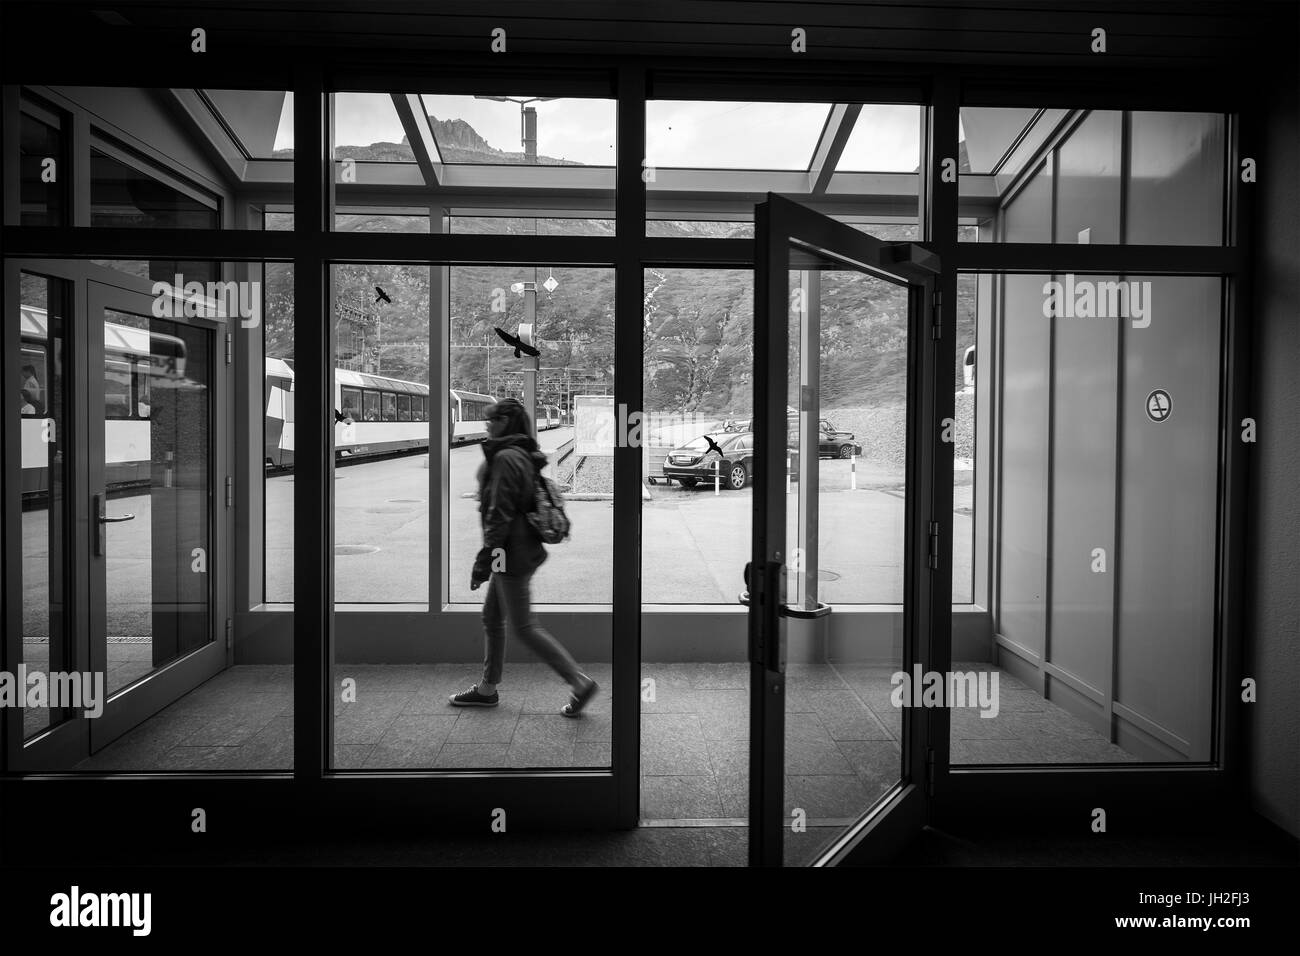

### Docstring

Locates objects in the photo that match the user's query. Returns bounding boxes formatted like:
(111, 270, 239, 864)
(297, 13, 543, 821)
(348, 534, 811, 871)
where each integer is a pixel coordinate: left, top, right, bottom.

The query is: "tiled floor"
(20, 637, 155, 739)
(69, 660, 1134, 839)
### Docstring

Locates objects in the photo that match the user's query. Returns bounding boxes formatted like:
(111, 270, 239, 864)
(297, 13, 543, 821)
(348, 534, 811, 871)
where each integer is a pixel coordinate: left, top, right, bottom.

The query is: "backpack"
(526, 470, 571, 544)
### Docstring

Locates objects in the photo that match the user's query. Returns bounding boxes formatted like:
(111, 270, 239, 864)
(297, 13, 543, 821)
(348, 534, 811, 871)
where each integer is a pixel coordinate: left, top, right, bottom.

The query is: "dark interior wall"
(1246, 17, 1299, 839)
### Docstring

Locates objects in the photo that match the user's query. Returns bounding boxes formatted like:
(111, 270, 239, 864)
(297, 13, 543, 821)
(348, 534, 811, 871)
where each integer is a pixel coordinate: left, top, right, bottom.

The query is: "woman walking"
(449, 398, 599, 716)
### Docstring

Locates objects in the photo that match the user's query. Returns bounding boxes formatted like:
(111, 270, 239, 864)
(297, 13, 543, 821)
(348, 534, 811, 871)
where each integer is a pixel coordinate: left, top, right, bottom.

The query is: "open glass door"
(86, 279, 227, 749)
(748, 195, 941, 865)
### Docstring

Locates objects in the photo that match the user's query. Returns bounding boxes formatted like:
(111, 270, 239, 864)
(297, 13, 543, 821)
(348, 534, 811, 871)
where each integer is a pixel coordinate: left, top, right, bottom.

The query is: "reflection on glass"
(90, 147, 219, 230)
(264, 262, 293, 605)
(20, 107, 66, 226)
(18, 275, 69, 739)
(782, 252, 906, 866)
(101, 310, 212, 696)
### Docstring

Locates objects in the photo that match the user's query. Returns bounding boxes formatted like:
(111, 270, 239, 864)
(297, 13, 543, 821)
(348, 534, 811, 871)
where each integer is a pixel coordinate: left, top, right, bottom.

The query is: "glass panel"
(319, 92, 616, 234)
(648, 101, 830, 169)
(16, 274, 70, 739)
(337, 211, 430, 234)
(959, 107, 1066, 242)
(961, 108, 1225, 244)
(327, 263, 613, 771)
(1054, 111, 1121, 244)
(646, 220, 754, 239)
(20, 106, 67, 226)
(953, 273, 978, 605)
(450, 217, 613, 236)
(782, 246, 906, 866)
(1002, 161, 1052, 242)
(960, 273, 1222, 765)
(646, 100, 921, 231)
(91, 146, 219, 230)
(448, 266, 614, 604)
(101, 309, 213, 697)
(330, 264, 430, 605)
(639, 267, 753, 824)
(16, 88, 291, 229)
(263, 262, 294, 606)
(642, 268, 753, 604)
(1126, 112, 1225, 245)
(423, 94, 615, 166)
(836, 105, 924, 172)
(333, 92, 416, 163)
(202, 89, 293, 159)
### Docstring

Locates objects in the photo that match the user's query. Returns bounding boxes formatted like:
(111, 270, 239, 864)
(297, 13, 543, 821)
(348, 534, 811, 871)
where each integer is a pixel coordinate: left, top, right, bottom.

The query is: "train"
(264, 364, 562, 469)
(264, 362, 498, 469)
(18, 302, 563, 497)
(20, 305, 189, 498)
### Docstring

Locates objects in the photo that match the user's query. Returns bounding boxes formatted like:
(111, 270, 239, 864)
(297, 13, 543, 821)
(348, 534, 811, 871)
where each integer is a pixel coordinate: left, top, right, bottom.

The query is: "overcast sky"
(273, 93, 925, 171)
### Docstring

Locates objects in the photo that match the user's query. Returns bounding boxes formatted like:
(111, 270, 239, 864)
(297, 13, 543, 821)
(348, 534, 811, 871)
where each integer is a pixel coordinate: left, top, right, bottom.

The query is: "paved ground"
(263, 438, 974, 604)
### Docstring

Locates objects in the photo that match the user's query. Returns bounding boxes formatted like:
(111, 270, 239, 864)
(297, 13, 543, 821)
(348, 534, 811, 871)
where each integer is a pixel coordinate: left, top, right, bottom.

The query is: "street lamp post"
(472, 95, 557, 164)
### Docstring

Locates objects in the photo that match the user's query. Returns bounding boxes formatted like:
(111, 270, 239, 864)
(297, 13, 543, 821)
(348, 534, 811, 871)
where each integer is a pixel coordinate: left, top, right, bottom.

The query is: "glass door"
(86, 279, 227, 747)
(748, 195, 941, 865)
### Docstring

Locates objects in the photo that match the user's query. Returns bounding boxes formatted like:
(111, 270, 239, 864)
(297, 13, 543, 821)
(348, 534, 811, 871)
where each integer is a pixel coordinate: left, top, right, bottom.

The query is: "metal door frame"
(750, 193, 942, 866)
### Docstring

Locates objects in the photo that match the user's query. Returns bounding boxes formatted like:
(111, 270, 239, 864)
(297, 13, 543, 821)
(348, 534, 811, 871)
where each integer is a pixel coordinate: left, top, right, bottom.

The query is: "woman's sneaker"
(449, 684, 499, 707)
(562, 677, 599, 717)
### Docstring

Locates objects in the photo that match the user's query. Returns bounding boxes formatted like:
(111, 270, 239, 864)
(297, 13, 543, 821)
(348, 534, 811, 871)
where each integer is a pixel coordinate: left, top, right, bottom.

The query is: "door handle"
(94, 493, 135, 556)
(780, 602, 831, 620)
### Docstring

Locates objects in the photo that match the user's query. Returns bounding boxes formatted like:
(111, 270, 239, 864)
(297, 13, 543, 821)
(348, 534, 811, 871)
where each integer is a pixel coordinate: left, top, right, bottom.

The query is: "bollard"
(714, 457, 720, 496)
(850, 453, 856, 490)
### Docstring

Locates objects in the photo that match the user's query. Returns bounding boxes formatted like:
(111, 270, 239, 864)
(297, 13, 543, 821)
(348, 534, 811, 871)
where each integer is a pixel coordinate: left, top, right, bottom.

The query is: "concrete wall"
(1246, 32, 1300, 838)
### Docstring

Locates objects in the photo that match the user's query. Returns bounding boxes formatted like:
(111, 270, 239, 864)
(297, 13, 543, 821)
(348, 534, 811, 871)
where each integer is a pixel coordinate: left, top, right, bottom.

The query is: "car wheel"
(678, 478, 697, 489)
(728, 463, 747, 490)
(838, 444, 854, 459)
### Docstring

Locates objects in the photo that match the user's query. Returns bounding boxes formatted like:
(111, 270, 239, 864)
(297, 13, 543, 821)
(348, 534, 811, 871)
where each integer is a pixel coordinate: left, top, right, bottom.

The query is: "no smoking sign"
(1146, 388, 1172, 423)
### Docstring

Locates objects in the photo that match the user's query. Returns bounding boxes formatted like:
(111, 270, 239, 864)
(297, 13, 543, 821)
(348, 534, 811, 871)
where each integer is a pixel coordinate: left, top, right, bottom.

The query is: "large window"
(958, 107, 1226, 245)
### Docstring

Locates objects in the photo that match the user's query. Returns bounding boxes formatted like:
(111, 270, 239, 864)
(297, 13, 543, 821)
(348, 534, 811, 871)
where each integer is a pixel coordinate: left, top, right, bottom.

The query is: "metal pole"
(524, 282, 538, 438)
(798, 269, 820, 611)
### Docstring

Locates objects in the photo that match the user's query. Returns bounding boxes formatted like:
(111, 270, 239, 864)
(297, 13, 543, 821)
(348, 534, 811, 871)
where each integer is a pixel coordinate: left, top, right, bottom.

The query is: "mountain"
(272, 114, 583, 165)
(264, 116, 977, 408)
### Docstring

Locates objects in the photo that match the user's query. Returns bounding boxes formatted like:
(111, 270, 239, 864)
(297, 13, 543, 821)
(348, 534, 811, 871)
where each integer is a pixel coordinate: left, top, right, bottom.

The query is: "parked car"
(815, 419, 862, 459)
(661, 431, 755, 490)
(781, 417, 863, 460)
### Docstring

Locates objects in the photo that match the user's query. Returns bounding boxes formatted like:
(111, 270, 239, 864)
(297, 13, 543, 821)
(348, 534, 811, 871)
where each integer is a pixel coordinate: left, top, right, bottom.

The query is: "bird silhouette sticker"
(703, 434, 724, 457)
(494, 326, 540, 358)
(374, 286, 391, 305)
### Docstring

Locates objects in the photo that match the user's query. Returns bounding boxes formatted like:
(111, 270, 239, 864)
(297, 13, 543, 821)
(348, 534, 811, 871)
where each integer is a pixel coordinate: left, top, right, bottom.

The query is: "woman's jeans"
(481, 569, 583, 688)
